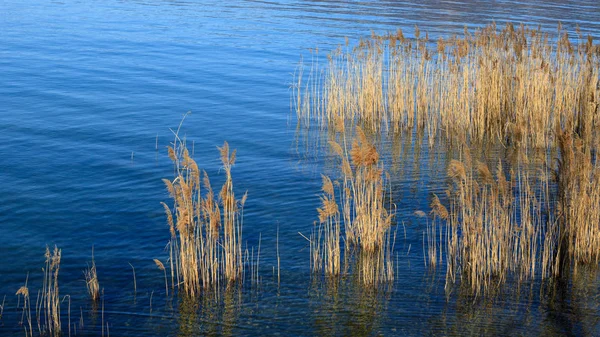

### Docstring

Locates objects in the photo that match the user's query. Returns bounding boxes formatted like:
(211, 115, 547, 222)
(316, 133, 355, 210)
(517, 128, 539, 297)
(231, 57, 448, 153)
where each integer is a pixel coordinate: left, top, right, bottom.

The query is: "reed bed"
(162, 128, 247, 297)
(551, 130, 600, 276)
(429, 146, 554, 296)
(312, 126, 395, 286)
(294, 23, 600, 148)
(428, 131, 600, 296)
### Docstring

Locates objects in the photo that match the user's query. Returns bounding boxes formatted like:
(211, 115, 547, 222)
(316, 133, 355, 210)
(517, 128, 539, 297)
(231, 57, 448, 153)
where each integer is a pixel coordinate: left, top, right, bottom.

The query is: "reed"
(154, 258, 169, 297)
(313, 175, 341, 277)
(295, 23, 600, 149)
(552, 130, 600, 276)
(162, 122, 247, 297)
(312, 126, 395, 285)
(41, 245, 61, 336)
(16, 276, 33, 337)
(428, 148, 553, 296)
(84, 249, 100, 302)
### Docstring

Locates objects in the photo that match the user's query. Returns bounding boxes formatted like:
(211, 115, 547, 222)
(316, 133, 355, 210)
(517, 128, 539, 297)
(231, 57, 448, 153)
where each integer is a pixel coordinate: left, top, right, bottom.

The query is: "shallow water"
(1, 0, 600, 335)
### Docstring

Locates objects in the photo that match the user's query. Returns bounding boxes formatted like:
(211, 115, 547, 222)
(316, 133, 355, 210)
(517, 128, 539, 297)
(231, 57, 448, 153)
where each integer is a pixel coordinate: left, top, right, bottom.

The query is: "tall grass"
(162, 125, 247, 297)
(428, 132, 600, 296)
(41, 245, 62, 336)
(552, 130, 600, 276)
(428, 145, 554, 296)
(312, 126, 395, 285)
(295, 23, 600, 148)
(84, 249, 100, 302)
(16, 276, 32, 337)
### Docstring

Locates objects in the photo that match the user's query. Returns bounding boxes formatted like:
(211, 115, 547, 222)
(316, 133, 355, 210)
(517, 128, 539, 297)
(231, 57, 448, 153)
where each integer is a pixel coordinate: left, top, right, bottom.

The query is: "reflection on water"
(310, 277, 391, 337)
(177, 288, 242, 337)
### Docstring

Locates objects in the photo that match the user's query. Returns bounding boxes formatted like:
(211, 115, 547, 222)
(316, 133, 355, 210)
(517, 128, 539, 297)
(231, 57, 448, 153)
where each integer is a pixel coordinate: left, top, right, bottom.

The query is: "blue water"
(1, 0, 600, 335)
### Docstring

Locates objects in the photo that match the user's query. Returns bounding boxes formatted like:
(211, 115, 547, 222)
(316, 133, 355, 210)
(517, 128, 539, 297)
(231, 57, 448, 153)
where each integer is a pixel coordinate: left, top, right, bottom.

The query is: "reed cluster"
(312, 126, 395, 286)
(294, 23, 600, 148)
(162, 132, 247, 297)
(551, 131, 600, 276)
(42, 245, 62, 336)
(428, 131, 600, 296)
(434, 155, 548, 295)
(84, 250, 100, 302)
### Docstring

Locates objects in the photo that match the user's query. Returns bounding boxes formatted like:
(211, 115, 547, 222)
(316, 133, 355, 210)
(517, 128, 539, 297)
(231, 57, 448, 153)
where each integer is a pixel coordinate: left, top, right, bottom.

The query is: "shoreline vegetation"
(293, 22, 599, 149)
(294, 22, 600, 296)
(2, 22, 600, 335)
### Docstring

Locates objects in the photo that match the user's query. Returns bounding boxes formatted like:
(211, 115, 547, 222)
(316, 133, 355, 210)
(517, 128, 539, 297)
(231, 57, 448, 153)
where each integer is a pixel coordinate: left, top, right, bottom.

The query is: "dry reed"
(162, 121, 247, 297)
(312, 126, 395, 285)
(429, 145, 553, 296)
(84, 249, 100, 302)
(42, 245, 61, 336)
(154, 258, 169, 296)
(16, 276, 33, 337)
(295, 23, 600, 149)
(551, 130, 600, 277)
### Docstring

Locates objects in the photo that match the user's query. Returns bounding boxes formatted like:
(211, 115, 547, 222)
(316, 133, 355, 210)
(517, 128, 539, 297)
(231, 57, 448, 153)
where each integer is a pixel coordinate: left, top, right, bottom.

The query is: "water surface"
(1, 0, 600, 335)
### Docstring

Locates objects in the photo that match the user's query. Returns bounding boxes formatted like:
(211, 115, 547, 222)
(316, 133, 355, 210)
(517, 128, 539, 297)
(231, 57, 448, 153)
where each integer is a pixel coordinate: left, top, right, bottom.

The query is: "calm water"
(1, 0, 600, 335)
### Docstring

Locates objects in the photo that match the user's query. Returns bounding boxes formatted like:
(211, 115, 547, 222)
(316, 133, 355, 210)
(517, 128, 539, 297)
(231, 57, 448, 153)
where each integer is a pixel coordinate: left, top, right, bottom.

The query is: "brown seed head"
(153, 259, 165, 271)
(16, 286, 29, 297)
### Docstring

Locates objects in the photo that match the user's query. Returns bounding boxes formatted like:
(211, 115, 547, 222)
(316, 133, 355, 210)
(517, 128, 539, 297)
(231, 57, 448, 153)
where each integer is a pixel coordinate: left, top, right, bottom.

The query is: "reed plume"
(295, 23, 600, 149)
(162, 119, 247, 298)
(313, 127, 395, 286)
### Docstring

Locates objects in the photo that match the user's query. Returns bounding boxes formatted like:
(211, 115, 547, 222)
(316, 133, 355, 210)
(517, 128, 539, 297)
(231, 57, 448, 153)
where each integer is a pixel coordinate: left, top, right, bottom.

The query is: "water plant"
(84, 249, 100, 302)
(16, 276, 32, 337)
(42, 245, 62, 336)
(161, 121, 247, 297)
(551, 130, 600, 277)
(295, 23, 600, 149)
(312, 126, 395, 285)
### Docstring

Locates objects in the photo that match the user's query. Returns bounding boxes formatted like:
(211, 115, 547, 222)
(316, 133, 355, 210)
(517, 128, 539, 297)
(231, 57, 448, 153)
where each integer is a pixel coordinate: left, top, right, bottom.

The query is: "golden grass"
(426, 132, 600, 296)
(312, 126, 395, 286)
(154, 258, 168, 297)
(162, 121, 247, 297)
(428, 145, 552, 296)
(16, 276, 33, 337)
(552, 130, 600, 276)
(84, 250, 100, 302)
(42, 245, 62, 336)
(295, 23, 600, 149)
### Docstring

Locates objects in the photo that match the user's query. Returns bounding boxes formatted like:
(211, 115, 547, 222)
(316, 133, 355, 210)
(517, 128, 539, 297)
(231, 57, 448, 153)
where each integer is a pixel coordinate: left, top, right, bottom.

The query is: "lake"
(1, 0, 600, 335)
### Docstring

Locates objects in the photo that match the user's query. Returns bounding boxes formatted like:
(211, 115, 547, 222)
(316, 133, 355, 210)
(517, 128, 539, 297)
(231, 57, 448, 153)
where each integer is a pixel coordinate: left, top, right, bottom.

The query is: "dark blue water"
(1, 0, 600, 335)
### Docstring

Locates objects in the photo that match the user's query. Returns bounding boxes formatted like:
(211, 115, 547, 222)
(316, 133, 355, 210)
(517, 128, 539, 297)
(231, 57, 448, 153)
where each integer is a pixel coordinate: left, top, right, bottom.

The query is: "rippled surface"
(1, 0, 600, 335)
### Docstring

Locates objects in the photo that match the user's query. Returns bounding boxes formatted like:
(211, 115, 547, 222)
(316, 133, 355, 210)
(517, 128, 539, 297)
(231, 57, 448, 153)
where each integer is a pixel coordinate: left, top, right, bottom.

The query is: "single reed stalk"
(277, 225, 281, 285)
(154, 259, 168, 297)
(128, 263, 137, 294)
(16, 275, 33, 337)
